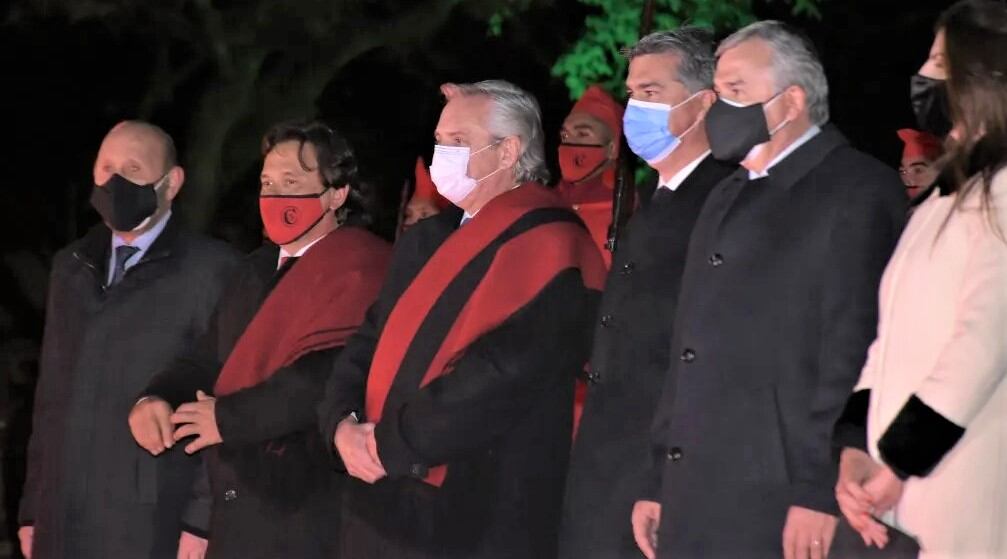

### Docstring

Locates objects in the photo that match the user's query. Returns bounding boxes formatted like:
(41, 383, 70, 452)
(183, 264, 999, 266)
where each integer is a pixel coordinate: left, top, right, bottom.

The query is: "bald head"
(92, 121, 185, 232)
(96, 120, 177, 179)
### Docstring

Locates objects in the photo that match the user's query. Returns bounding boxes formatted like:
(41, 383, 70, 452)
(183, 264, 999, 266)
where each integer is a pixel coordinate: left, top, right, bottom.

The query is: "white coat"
(856, 169, 1007, 558)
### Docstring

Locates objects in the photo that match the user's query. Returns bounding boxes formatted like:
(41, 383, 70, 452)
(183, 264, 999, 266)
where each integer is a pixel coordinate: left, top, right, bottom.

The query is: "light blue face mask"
(623, 92, 703, 163)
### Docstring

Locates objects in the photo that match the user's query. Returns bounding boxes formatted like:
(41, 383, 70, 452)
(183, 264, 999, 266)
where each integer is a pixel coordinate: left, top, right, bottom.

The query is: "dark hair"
(623, 27, 716, 94)
(261, 120, 374, 227)
(938, 0, 1007, 235)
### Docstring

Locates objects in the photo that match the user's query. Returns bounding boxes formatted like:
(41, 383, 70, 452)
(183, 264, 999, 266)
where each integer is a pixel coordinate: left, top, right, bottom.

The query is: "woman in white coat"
(833, 1, 1007, 557)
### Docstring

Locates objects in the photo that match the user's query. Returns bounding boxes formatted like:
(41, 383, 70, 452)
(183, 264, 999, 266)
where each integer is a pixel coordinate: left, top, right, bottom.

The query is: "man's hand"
(129, 397, 174, 455)
(782, 506, 838, 559)
(18, 525, 33, 558)
(631, 500, 661, 559)
(177, 531, 208, 559)
(863, 464, 905, 517)
(836, 448, 890, 548)
(334, 416, 386, 484)
(171, 391, 222, 454)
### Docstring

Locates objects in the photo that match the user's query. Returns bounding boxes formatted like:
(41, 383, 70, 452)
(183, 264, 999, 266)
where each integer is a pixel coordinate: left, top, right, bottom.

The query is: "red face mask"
(259, 189, 329, 246)
(558, 143, 610, 183)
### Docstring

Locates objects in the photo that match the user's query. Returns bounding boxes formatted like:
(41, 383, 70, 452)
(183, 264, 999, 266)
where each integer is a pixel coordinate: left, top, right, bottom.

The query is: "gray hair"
(622, 26, 716, 93)
(718, 20, 830, 125)
(455, 80, 549, 183)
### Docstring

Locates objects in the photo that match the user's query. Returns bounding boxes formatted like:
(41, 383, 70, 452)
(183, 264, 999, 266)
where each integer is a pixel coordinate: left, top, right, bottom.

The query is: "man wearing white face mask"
(317, 80, 607, 558)
(635, 21, 907, 559)
(560, 27, 736, 559)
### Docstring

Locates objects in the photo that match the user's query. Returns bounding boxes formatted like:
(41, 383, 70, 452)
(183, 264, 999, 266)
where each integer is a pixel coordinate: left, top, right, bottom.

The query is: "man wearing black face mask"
(17, 121, 239, 559)
(635, 22, 906, 559)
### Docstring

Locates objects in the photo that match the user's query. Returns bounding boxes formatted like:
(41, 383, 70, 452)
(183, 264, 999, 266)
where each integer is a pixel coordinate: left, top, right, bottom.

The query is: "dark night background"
(0, 0, 952, 554)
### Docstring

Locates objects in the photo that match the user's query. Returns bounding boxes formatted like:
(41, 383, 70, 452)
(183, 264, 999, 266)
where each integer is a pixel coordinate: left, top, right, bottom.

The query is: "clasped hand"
(835, 447, 905, 549)
(334, 416, 387, 483)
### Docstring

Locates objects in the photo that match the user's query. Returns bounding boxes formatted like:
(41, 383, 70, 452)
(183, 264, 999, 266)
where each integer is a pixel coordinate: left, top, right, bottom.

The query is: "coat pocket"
(136, 456, 158, 504)
(738, 385, 791, 484)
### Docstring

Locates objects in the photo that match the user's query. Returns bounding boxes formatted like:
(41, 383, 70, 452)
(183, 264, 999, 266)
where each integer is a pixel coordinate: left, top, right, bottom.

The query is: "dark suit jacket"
(21, 217, 238, 559)
(559, 155, 736, 559)
(649, 126, 906, 558)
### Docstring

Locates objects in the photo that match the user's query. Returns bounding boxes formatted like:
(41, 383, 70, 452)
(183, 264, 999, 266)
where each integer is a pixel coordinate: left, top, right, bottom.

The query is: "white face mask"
(429, 141, 503, 206)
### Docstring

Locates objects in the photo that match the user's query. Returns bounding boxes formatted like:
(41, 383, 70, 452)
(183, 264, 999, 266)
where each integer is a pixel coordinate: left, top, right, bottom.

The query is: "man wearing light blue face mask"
(560, 27, 737, 559)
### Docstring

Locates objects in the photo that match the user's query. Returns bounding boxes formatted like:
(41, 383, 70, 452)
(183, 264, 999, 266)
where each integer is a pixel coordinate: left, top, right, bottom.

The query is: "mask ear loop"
(670, 89, 711, 141)
(473, 138, 510, 184)
(764, 90, 792, 136)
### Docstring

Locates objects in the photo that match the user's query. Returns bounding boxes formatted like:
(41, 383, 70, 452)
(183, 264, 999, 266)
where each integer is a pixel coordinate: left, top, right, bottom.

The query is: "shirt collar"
(277, 229, 330, 268)
(658, 151, 712, 192)
(748, 125, 821, 180)
(111, 209, 171, 256)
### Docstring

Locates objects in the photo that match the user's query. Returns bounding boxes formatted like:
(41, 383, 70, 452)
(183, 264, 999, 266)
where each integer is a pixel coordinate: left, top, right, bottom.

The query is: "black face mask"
(90, 173, 163, 232)
(705, 97, 773, 164)
(910, 74, 951, 138)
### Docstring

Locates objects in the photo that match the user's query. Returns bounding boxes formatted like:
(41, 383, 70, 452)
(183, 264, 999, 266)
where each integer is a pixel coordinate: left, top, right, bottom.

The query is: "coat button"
(680, 349, 696, 363)
(410, 464, 428, 478)
(667, 447, 684, 462)
(587, 370, 602, 385)
(620, 261, 635, 275)
(708, 253, 724, 267)
(600, 314, 613, 327)
(223, 489, 238, 501)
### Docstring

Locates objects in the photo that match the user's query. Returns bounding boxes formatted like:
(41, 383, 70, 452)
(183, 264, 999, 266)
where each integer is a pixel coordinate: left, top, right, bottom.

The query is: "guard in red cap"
(556, 85, 624, 269)
(402, 156, 451, 231)
(897, 128, 943, 204)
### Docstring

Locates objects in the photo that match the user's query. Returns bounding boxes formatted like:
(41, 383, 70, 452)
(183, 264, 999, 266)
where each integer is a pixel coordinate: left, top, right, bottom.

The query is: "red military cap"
(897, 128, 943, 161)
(569, 85, 625, 152)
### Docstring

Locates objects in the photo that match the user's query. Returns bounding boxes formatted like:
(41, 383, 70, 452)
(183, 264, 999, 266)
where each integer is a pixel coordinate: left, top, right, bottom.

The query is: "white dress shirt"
(277, 231, 329, 269)
(108, 210, 172, 285)
(657, 151, 712, 192)
(748, 125, 821, 180)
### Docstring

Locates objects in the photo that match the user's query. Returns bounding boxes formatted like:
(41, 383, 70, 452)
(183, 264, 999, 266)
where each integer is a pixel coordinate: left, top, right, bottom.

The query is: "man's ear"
(784, 85, 808, 123)
(499, 136, 522, 169)
(328, 185, 350, 211)
(164, 166, 185, 202)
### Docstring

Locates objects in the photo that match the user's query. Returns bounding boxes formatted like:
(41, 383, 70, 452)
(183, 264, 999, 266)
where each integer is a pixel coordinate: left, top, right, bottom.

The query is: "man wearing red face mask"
(896, 128, 943, 206)
(556, 85, 624, 269)
(128, 120, 390, 558)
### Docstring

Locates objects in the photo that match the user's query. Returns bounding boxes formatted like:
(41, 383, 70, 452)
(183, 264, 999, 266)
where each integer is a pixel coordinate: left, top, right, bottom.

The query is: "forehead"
(562, 112, 608, 133)
(715, 38, 774, 80)
(626, 51, 683, 86)
(97, 127, 166, 166)
(263, 140, 318, 171)
(436, 95, 492, 136)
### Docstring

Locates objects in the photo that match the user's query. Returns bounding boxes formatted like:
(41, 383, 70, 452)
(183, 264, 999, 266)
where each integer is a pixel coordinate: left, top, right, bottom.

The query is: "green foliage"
(552, 0, 821, 101)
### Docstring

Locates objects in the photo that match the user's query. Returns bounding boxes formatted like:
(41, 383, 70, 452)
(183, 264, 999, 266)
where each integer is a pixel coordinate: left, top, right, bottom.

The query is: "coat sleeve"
(832, 334, 886, 455)
(373, 270, 598, 477)
(18, 253, 70, 526)
(316, 301, 384, 467)
(215, 347, 340, 446)
(878, 182, 1007, 479)
(179, 455, 211, 538)
(783, 172, 904, 514)
(142, 305, 223, 409)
